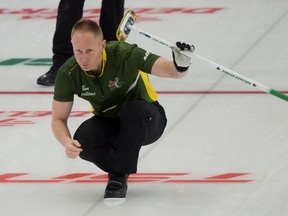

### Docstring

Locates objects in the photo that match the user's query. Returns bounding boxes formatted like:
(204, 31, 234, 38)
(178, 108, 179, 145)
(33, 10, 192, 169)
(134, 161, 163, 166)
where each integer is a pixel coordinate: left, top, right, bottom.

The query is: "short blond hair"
(71, 18, 103, 40)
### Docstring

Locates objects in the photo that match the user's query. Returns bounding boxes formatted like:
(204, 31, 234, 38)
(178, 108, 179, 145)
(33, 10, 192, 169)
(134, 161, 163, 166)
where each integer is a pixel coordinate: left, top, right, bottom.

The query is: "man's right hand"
(64, 140, 83, 159)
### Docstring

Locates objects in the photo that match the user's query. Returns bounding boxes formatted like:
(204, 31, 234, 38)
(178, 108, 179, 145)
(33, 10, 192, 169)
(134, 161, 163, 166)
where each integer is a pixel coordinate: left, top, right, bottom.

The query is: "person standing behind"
(37, 0, 124, 86)
(51, 18, 192, 203)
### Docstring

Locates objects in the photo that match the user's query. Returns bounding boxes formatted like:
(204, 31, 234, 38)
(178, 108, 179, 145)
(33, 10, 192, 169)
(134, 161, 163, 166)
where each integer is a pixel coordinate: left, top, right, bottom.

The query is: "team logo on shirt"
(144, 51, 150, 61)
(108, 77, 124, 91)
(81, 85, 96, 97)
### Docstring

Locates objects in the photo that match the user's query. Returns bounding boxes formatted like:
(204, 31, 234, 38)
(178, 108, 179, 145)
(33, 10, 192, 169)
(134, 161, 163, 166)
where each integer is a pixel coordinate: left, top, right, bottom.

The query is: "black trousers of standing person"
(52, 0, 125, 69)
(73, 100, 167, 174)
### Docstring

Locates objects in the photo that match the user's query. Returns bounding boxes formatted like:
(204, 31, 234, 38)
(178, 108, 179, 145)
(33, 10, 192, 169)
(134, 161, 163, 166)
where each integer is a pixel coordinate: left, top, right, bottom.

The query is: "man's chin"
(81, 66, 91, 71)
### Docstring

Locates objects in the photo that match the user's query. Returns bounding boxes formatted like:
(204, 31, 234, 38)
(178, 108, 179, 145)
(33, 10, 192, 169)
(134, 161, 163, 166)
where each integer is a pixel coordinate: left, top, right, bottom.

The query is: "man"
(37, 0, 124, 86)
(51, 18, 192, 203)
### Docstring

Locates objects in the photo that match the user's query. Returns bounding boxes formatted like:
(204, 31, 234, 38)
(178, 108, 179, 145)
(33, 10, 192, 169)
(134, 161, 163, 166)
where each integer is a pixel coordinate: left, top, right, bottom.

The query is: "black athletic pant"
(52, 0, 125, 68)
(73, 100, 167, 174)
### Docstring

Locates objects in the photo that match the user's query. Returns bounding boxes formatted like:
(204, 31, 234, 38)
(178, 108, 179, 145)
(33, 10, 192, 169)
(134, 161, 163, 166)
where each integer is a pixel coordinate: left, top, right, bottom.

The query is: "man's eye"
(87, 49, 94, 54)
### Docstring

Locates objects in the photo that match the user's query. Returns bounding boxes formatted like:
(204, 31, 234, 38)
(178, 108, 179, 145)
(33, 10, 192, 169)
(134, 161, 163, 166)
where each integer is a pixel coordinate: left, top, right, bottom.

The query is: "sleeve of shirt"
(128, 44, 160, 74)
(53, 70, 75, 102)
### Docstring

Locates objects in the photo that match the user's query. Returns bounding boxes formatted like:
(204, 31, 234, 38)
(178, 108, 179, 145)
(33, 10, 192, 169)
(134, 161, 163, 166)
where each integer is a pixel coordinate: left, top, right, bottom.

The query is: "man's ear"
(102, 40, 107, 50)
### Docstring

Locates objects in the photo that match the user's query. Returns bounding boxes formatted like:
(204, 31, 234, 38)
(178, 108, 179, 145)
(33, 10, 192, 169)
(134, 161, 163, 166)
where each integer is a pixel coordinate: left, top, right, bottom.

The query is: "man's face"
(71, 30, 106, 72)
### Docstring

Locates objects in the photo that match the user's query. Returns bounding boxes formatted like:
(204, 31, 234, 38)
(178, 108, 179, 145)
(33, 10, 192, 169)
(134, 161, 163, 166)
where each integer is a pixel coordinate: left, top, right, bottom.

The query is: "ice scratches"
(82, 196, 103, 216)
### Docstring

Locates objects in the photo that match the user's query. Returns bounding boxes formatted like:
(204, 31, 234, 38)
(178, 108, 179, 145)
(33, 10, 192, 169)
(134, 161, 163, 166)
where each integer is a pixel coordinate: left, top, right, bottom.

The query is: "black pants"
(73, 100, 167, 174)
(52, 0, 125, 68)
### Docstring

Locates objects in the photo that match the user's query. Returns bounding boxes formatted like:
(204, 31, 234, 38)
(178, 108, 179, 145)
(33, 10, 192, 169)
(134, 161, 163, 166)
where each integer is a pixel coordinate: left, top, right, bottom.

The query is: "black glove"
(176, 42, 195, 52)
(172, 42, 195, 72)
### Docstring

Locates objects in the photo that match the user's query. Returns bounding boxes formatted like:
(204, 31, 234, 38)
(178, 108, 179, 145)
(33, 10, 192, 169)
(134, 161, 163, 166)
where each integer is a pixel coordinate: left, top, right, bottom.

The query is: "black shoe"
(37, 66, 59, 86)
(104, 171, 128, 205)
